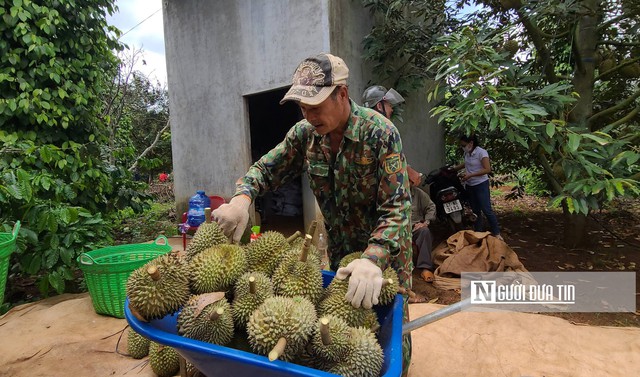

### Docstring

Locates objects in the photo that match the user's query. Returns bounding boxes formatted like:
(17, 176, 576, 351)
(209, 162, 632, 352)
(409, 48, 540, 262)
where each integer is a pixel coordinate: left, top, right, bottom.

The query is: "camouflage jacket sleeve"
(234, 124, 307, 200)
(361, 123, 412, 269)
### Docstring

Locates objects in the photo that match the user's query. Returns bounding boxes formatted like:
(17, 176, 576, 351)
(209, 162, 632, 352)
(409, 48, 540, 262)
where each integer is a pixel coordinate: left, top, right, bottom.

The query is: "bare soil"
(411, 189, 640, 327)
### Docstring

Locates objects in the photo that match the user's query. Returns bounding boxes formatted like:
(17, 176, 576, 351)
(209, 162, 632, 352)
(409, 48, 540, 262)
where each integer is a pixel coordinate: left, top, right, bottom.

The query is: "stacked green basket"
(0, 221, 20, 304)
(77, 235, 172, 318)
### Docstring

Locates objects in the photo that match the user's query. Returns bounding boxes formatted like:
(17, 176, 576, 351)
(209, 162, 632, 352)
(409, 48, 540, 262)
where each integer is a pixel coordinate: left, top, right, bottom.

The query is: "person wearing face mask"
(453, 134, 503, 240)
(362, 85, 405, 119)
(212, 53, 414, 376)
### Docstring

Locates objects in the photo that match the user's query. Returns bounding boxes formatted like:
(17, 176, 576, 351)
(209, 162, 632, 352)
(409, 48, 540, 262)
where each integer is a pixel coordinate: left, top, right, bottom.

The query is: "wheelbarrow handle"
(402, 298, 472, 335)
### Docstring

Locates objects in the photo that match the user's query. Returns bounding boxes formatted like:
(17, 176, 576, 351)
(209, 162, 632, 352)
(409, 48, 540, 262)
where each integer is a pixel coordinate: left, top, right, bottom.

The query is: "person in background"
(213, 53, 414, 376)
(362, 86, 436, 284)
(362, 85, 405, 120)
(454, 134, 503, 240)
(407, 166, 437, 283)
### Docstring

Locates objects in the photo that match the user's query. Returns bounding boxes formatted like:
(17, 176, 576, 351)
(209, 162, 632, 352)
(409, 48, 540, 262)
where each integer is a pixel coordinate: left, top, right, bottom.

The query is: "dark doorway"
(246, 88, 304, 235)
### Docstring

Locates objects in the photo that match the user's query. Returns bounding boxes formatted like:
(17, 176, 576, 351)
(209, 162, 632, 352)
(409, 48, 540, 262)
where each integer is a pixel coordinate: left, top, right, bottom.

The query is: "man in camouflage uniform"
(213, 53, 413, 376)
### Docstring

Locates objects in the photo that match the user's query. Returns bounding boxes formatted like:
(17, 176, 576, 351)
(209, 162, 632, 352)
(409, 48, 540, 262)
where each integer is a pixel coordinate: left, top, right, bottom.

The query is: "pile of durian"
(125, 209, 400, 377)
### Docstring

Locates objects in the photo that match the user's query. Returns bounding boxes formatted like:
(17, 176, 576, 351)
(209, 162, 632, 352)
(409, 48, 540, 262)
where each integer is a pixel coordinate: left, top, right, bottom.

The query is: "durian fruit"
(338, 251, 362, 268)
(599, 57, 616, 73)
(378, 267, 400, 306)
(149, 342, 180, 377)
(231, 272, 274, 328)
(328, 327, 384, 377)
(503, 39, 519, 57)
(245, 230, 299, 276)
(317, 286, 377, 330)
(189, 244, 248, 294)
(498, 0, 522, 10)
(126, 327, 150, 359)
(177, 293, 234, 346)
(272, 235, 324, 304)
(247, 296, 317, 362)
(310, 315, 351, 364)
(185, 208, 228, 260)
(127, 253, 190, 320)
(620, 60, 640, 78)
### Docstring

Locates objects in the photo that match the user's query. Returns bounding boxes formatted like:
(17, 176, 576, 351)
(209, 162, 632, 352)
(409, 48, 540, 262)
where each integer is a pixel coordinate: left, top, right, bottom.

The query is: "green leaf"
(48, 272, 65, 294)
(568, 134, 581, 152)
(545, 123, 555, 138)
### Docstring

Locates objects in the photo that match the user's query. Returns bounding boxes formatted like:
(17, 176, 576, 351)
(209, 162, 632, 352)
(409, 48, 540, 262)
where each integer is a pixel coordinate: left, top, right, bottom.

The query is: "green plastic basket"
(0, 221, 20, 304)
(78, 235, 172, 318)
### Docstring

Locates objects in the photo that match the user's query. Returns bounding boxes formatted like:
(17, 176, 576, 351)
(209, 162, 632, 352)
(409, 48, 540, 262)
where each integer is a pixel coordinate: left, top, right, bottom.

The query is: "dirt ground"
(411, 190, 640, 327)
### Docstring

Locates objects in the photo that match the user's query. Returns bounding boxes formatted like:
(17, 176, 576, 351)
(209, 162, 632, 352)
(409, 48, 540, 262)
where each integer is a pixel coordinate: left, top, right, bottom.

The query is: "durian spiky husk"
(310, 315, 351, 364)
(185, 220, 228, 260)
(149, 342, 180, 377)
(247, 296, 317, 361)
(328, 327, 383, 377)
(338, 251, 362, 268)
(244, 231, 291, 276)
(189, 244, 248, 294)
(177, 294, 234, 346)
(126, 327, 150, 359)
(126, 253, 190, 320)
(272, 253, 324, 305)
(317, 290, 376, 330)
(378, 267, 400, 306)
(231, 272, 274, 328)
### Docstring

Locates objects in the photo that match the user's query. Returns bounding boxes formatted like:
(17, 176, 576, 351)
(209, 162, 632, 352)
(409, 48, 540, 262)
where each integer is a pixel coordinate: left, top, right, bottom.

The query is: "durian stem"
(147, 265, 161, 281)
(300, 234, 312, 262)
(209, 307, 224, 321)
(128, 302, 148, 323)
(319, 317, 332, 346)
(249, 276, 256, 294)
(382, 278, 394, 286)
(397, 287, 417, 298)
(287, 231, 302, 244)
(179, 355, 187, 377)
(268, 337, 287, 361)
(307, 220, 317, 239)
(205, 207, 212, 223)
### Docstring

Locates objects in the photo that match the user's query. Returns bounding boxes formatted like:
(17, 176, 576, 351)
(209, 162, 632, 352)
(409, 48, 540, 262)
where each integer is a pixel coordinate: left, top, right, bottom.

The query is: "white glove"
(212, 195, 250, 243)
(335, 258, 383, 309)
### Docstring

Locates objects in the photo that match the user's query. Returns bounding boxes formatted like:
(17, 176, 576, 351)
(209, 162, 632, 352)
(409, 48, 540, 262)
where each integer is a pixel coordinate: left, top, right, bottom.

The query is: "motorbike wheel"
(446, 215, 464, 235)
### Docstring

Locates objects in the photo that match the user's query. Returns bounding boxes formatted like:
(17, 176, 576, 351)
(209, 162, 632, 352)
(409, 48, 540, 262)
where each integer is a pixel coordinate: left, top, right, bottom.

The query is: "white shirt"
(464, 146, 490, 186)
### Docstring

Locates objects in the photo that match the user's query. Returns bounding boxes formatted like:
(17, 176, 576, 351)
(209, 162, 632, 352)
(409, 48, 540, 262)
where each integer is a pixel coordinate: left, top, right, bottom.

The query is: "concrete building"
(163, 0, 444, 232)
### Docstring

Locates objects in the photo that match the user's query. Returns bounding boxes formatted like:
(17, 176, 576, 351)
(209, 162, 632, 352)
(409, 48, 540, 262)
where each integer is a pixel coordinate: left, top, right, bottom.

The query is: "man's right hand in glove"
(212, 195, 251, 243)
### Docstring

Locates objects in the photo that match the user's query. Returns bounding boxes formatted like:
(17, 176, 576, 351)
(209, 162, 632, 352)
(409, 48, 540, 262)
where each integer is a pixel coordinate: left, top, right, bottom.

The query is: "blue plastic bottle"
(187, 190, 211, 227)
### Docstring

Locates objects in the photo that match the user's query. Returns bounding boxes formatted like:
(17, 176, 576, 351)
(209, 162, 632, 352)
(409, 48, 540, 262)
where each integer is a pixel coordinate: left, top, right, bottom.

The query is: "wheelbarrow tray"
(125, 271, 404, 377)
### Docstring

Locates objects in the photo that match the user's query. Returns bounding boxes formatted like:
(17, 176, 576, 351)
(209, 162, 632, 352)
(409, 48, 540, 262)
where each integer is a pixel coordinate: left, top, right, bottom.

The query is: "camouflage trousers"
(402, 298, 411, 377)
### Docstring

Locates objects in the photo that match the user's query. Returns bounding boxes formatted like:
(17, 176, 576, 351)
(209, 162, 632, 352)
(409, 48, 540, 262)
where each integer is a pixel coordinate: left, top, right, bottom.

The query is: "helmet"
(362, 85, 405, 108)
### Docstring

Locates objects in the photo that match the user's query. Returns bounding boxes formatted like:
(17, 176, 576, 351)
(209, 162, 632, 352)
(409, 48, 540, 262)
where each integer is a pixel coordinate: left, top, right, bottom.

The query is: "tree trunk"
(562, 0, 598, 248)
(563, 205, 588, 248)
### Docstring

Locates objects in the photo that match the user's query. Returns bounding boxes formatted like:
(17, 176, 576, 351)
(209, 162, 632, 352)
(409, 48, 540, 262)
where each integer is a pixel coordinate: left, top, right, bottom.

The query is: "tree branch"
(598, 14, 627, 31)
(128, 119, 170, 172)
(516, 10, 559, 83)
(588, 88, 640, 129)
(536, 147, 564, 195)
(597, 40, 640, 47)
(604, 106, 639, 129)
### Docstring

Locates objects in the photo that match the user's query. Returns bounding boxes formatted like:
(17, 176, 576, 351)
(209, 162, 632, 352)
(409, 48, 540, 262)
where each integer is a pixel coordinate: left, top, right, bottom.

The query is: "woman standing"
(454, 134, 503, 240)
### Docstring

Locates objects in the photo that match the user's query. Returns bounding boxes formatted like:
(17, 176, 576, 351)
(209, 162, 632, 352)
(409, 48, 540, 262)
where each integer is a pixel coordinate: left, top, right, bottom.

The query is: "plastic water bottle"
(317, 232, 330, 270)
(187, 190, 211, 227)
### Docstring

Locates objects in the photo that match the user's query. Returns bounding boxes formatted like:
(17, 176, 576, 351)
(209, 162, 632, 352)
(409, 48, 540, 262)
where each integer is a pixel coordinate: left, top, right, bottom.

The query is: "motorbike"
(423, 166, 471, 233)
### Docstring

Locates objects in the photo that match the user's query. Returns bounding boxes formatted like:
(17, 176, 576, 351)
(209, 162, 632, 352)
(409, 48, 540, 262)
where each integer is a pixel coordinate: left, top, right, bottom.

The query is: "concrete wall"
(164, 0, 443, 216)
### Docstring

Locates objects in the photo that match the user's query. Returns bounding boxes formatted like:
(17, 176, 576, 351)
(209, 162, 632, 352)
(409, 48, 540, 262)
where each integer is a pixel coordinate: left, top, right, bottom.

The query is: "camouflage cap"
(280, 53, 349, 105)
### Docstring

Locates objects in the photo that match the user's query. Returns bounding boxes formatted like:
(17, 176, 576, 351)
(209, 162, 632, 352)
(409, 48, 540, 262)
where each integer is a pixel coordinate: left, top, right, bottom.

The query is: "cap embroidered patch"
(383, 153, 401, 174)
